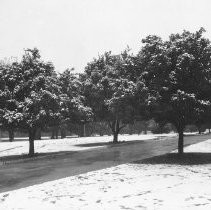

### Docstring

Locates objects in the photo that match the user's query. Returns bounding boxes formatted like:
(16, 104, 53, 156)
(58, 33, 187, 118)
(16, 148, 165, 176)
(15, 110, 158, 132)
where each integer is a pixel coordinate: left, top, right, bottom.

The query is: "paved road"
(0, 134, 210, 193)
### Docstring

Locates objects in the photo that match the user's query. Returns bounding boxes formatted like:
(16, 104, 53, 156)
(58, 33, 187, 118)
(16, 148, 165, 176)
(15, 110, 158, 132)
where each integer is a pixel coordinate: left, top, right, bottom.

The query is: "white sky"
(0, 0, 211, 73)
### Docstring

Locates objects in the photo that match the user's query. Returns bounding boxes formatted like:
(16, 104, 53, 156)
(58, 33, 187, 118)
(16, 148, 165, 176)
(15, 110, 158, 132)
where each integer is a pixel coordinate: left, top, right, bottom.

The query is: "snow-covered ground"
(0, 133, 176, 158)
(1, 137, 211, 209)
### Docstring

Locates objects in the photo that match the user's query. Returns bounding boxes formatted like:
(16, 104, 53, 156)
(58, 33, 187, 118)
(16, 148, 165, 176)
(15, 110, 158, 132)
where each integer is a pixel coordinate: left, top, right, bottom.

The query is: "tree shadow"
(75, 141, 112, 147)
(75, 140, 147, 148)
(134, 152, 211, 165)
(0, 151, 77, 163)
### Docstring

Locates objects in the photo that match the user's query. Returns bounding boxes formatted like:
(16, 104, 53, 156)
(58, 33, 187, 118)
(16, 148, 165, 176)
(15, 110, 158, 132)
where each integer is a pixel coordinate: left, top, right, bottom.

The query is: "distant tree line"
(1, 28, 211, 155)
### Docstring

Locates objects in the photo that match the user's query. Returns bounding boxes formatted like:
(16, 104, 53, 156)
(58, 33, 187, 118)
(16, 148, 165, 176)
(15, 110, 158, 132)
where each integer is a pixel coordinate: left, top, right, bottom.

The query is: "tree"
(138, 28, 211, 154)
(202, 106, 211, 133)
(59, 68, 93, 137)
(83, 51, 148, 143)
(0, 62, 23, 141)
(16, 48, 61, 156)
(105, 77, 137, 142)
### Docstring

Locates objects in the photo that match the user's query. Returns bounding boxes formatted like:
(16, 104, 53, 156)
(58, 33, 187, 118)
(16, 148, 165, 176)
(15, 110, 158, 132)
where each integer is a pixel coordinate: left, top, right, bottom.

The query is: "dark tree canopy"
(138, 28, 211, 153)
(1, 28, 211, 156)
(82, 50, 148, 142)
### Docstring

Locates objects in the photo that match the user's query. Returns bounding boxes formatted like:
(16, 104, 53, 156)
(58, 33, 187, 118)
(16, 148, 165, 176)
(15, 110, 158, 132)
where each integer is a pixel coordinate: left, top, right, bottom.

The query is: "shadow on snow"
(134, 152, 211, 165)
(0, 151, 77, 162)
(75, 139, 152, 148)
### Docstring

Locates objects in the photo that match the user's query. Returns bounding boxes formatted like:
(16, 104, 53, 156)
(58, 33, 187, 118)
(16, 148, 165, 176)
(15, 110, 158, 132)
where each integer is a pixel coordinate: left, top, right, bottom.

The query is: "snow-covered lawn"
(1, 137, 211, 209)
(0, 133, 176, 158)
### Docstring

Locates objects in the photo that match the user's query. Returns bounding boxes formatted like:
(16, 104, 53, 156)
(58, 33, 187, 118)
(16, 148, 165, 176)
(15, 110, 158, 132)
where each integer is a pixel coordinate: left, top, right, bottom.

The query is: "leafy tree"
(83, 51, 148, 142)
(138, 28, 211, 154)
(195, 105, 211, 134)
(0, 62, 23, 141)
(59, 68, 93, 137)
(16, 48, 61, 156)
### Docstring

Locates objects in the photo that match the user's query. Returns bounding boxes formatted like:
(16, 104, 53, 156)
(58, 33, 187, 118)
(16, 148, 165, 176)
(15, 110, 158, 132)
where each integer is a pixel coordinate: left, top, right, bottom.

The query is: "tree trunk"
(99, 126, 103, 136)
(83, 123, 86, 137)
(8, 128, 14, 142)
(51, 128, 55, 139)
(79, 124, 84, 137)
(61, 127, 66, 139)
(79, 123, 86, 137)
(113, 131, 118, 143)
(29, 128, 36, 156)
(99, 122, 104, 136)
(51, 126, 59, 139)
(137, 126, 142, 135)
(197, 124, 202, 135)
(198, 126, 201, 134)
(178, 129, 184, 154)
(55, 127, 59, 139)
(112, 119, 119, 143)
(36, 127, 41, 140)
(108, 119, 123, 143)
(129, 124, 133, 135)
(143, 122, 147, 134)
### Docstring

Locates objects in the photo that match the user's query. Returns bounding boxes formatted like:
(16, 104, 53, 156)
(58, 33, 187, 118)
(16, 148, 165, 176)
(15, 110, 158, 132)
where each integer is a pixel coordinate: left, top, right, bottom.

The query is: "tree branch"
(108, 121, 112, 129)
(119, 124, 126, 131)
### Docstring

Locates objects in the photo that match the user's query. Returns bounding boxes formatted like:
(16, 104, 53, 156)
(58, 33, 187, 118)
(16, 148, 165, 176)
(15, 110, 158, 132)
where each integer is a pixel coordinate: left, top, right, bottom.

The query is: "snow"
(0, 135, 211, 209)
(0, 133, 176, 158)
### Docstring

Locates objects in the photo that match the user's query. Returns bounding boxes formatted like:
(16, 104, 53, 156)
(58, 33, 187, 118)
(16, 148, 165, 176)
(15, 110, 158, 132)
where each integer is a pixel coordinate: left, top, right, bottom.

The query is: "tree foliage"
(82, 50, 148, 142)
(1, 28, 211, 157)
(0, 49, 92, 155)
(138, 28, 211, 153)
